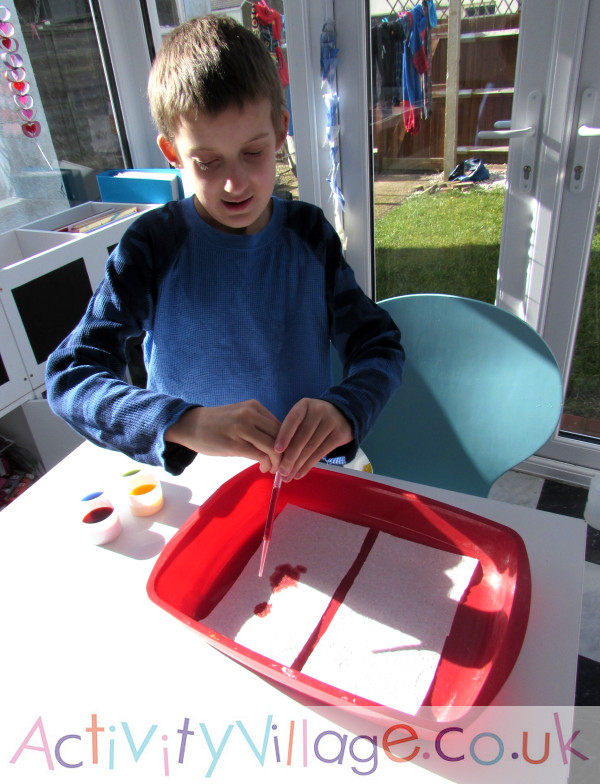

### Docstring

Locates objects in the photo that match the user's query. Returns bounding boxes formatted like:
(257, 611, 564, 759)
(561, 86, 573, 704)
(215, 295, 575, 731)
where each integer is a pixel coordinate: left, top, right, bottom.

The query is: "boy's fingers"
(232, 403, 283, 469)
(283, 430, 340, 481)
(275, 400, 318, 472)
(228, 408, 283, 467)
(276, 399, 352, 480)
(238, 441, 280, 472)
(274, 400, 307, 454)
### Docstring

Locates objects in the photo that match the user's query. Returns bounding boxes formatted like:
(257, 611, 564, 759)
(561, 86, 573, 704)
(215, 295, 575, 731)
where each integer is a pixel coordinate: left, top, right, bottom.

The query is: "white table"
(0, 441, 588, 783)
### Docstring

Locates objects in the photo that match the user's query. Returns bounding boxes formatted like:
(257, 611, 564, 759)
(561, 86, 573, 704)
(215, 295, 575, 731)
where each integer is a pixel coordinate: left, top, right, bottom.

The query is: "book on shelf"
(57, 205, 139, 234)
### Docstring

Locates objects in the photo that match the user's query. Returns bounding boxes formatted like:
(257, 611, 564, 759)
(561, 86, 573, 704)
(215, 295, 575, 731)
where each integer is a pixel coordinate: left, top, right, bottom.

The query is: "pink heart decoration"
(1, 52, 22, 68)
(9, 80, 29, 95)
(13, 93, 33, 109)
(0, 36, 17, 51)
(0, 7, 10, 23)
(22, 121, 41, 138)
(4, 66, 25, 82)
(18, 107, 35, 121)
(0, 22, 14, 37)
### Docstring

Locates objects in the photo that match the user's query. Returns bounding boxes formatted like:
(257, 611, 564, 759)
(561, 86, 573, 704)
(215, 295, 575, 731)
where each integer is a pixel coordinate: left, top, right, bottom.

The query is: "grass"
(567, 215, 600, 420)
(374, 186, 600, 421)
(375, 187, 504, 303)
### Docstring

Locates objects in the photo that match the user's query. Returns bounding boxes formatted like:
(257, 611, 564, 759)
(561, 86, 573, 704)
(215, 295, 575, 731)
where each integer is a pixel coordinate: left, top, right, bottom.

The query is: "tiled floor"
(489, 471, 600, 706)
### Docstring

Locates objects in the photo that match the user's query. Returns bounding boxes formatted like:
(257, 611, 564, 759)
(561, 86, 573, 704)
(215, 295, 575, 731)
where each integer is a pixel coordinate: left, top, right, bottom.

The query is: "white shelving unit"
(0, 202, 154, 471)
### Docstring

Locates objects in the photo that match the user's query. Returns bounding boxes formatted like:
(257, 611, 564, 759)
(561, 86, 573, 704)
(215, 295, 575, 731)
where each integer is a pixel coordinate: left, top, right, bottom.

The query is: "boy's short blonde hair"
(148, 15, 285, 140)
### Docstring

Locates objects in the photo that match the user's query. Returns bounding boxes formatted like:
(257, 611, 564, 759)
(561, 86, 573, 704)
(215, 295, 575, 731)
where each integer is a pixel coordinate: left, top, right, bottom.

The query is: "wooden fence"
(372, 6, 520, 173)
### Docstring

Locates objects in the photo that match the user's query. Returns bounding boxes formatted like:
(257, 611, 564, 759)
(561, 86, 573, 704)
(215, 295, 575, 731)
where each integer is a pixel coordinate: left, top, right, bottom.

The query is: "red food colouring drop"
(83, 507, 113, 524)
(269, 563, 307, 593)
(253, 601, 272, 618)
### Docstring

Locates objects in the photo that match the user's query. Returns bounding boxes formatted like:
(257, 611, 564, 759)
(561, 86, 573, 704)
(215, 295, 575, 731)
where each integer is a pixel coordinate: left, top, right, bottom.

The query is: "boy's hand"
(275, 399, 353, 481)
(164, 401, 282, 473)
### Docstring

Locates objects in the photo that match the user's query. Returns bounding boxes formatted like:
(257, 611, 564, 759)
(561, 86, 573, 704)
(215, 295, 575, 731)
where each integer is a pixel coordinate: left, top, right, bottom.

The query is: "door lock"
(478, 90, 542, 193)
(570, 88, 600, 193)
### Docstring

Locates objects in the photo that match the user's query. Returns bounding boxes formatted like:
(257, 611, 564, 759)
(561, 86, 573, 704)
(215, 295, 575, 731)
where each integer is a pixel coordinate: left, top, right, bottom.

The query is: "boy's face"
(158, 99, 289, 234)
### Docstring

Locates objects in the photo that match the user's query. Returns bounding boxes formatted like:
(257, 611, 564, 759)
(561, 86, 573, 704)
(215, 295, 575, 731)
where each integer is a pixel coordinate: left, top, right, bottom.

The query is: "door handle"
(477, 90, 542, 193)
(578, 124, 600, 137)
(478, 125, 535, 139)
(570, 88, 600, 193)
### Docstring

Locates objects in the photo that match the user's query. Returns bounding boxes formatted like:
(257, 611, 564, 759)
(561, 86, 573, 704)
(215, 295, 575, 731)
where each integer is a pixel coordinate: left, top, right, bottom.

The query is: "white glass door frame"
(494, 0, 600, 480)
(494, 0, 600, 353)
(495, 0, 589, 330)
(285, 0, 373, 295)
(528, 0, 600, 478)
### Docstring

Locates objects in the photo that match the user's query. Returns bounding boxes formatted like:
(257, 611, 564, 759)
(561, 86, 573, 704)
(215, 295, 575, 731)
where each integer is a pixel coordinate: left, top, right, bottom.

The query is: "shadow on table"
(104, 481, 196, 560)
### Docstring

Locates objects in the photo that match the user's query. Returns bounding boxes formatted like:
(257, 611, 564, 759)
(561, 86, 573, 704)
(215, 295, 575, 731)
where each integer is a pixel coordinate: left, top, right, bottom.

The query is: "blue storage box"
(97, 169, 184, 204)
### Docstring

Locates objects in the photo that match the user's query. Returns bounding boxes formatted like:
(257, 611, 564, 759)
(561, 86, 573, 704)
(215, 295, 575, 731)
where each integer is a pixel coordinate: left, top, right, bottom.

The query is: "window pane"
(0, 1, 124, 232)
(155, 0, 180, 28)
(561, 200, 600, 443)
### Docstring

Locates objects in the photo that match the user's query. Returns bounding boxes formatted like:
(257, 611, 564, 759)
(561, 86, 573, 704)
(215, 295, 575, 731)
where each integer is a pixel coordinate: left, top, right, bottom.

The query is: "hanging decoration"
(0, 4, 41, 139)
(251, 1, 289, 88)
(320, 17, 345, 247)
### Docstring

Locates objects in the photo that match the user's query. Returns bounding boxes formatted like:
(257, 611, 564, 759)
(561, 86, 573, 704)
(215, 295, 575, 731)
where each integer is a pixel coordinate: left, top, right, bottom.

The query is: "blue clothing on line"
(45, 196, 404, 474)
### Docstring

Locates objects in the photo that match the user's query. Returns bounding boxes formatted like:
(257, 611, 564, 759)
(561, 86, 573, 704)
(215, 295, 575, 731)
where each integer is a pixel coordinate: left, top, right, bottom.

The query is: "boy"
(45, 16, 403, 482)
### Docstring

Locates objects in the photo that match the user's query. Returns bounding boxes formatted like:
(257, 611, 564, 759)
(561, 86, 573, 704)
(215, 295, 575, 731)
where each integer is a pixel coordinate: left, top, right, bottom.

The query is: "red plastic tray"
(147, 465, 531, 727)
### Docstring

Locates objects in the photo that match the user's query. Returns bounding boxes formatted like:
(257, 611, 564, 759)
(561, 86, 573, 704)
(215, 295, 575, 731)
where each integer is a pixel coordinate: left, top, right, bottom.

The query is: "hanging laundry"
(370, 3, 437, 134)
(421, 0, 435, 118)
(402, 2, 437, 135)
(402, 5, 425, 134)
(424, 0, 438, 27)
(375, 20, 404, 117)
(371, 18, 406, 116)
(251, 2, 289, 88)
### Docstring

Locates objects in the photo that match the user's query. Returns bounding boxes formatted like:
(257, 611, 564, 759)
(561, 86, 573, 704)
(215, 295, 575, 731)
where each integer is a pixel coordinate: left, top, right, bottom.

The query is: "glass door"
(532, 0, 600, 473)
(370, 0, 521, 304)
(560, 201, 600, 443)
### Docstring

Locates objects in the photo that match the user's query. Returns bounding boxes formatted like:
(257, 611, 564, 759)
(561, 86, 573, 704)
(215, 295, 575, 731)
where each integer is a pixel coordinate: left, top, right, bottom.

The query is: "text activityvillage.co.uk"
(8, 711, 590, 777)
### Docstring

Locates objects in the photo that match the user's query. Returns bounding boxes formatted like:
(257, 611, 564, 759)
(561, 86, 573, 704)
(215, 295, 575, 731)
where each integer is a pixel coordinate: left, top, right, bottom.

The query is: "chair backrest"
(360, 294, 563, 496)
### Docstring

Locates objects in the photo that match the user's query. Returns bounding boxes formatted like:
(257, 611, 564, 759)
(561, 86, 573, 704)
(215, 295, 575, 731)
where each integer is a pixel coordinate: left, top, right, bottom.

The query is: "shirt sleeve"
(319, 217, 405, 462)
(45, 209, 197, 475)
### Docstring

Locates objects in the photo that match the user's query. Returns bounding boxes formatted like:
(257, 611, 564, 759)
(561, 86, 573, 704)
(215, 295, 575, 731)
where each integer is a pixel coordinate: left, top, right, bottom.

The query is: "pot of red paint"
(80, 491, 121, 545)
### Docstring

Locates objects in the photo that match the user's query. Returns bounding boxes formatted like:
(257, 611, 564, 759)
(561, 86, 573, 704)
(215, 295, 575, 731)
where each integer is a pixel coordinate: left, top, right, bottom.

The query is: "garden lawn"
(375, 186, 504, 303)
(567, 210, 600, 420)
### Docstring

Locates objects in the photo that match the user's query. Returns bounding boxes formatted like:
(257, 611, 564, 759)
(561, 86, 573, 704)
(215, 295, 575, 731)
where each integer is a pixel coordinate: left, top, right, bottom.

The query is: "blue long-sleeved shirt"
(46, 196, 404, 474)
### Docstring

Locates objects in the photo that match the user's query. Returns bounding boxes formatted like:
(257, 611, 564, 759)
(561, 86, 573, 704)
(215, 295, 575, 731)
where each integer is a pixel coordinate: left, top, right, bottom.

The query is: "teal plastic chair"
(359, 294, 563, 497)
